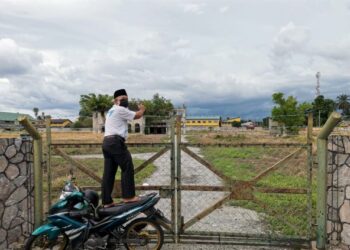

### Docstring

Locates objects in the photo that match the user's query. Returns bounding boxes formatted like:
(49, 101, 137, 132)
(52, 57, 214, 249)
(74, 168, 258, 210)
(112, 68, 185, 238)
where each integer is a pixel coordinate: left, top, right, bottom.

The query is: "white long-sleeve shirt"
(104, 105, 136, 139)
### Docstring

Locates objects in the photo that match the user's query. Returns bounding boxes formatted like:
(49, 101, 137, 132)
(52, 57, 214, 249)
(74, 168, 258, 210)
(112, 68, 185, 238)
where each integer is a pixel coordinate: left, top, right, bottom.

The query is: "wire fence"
(178, 143, 313, 245)
(39, 115, 315, 247)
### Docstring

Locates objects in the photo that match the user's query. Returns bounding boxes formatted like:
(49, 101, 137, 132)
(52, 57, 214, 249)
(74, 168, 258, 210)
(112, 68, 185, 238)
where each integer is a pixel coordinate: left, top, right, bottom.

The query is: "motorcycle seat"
(98, 194, 154, 218)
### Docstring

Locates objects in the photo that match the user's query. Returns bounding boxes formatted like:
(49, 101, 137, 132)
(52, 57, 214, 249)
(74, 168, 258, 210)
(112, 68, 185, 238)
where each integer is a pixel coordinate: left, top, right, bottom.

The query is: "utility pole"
(316, 72, 321, 127)
(316, 72, 321, 97)
(319, 110, 321, 127)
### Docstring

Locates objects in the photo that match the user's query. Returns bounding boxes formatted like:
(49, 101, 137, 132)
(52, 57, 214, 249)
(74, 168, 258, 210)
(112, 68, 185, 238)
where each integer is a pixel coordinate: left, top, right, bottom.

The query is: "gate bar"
(134, 147, 169, 174)
(54, 148, 102, 183)
(182, 194, 231, 231)
(181, 146, 231, 181)
(252, 148, 303, 182)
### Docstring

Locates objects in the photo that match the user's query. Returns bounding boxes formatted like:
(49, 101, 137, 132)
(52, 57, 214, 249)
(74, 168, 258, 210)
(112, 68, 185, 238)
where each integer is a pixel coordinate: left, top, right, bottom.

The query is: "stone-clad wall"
(0, 138, 34, 249)
(328, 136, 350, 248)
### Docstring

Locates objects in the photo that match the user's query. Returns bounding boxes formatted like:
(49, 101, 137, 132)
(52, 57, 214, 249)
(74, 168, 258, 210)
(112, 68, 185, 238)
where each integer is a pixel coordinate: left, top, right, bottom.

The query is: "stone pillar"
(0, 138, 34, 249)
(327, 136, 350, 248)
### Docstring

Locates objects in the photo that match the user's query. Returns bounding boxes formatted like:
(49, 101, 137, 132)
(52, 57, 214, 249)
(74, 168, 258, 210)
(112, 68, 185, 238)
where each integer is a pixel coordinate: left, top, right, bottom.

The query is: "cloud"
(219, 6, 229, 13)
(182, 3, 205, 15)
(270, 22, 310, 72)
(315, 36, 350, 62)
(0, 1, 349, 120)
(172, 39, 190, 48)
(0, 38, 42, 75)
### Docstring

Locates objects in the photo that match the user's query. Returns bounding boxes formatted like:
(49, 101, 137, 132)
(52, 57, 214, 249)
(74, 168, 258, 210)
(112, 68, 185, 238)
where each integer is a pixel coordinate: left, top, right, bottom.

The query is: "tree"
(148, 93, 174, 116)
(271, 93, 307, 134)
(127, 93, 174, 134)
(232, 121, 241, 127)
(79, 93, 113, 119)
(298, 101, 313, 125)
(33, 107, 39, 119)
(128, 98, 140, 112)
(76, 93, 174, 129)
(72, 117, 93, 128)
(75, 93, 113, 128)
(312, 95, 336, 126)
(336, 94, 350, 116)
(128, 93, 173, 116)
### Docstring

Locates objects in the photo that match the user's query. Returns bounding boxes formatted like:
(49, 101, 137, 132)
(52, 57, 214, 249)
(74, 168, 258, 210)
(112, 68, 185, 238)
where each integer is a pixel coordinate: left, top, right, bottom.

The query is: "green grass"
(200, 146, 316, 238)
(201, 147, 279, 180)
(230, 193, 311, 236)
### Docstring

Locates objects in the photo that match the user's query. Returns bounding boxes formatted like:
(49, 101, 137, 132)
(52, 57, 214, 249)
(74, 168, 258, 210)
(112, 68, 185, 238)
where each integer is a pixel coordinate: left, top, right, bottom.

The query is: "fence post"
(176, 115, 182, 243)
(45, 117, 52, 209)
(307, 143, 313, 242)
(18, 116, 43, 229)
(307, 112, 313, 144)
(170, 116, 176, 238)
(316, 112, 341, 249)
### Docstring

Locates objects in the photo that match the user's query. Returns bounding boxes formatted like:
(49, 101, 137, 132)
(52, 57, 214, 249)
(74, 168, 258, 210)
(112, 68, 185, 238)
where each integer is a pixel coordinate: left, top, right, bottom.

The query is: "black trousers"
(101, 135, 136, 205)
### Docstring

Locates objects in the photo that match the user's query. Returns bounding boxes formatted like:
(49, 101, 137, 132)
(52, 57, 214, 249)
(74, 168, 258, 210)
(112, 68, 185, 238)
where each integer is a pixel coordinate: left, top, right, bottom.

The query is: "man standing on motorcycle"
(101, 89, 146, 207)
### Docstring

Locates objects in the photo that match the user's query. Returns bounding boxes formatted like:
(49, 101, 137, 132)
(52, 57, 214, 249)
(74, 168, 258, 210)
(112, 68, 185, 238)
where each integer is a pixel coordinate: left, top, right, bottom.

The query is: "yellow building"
(221, 117, 241, 127)
(226, 117, 241, 123)
(185, 116, 221, 127)
(51, 119, 73, 128)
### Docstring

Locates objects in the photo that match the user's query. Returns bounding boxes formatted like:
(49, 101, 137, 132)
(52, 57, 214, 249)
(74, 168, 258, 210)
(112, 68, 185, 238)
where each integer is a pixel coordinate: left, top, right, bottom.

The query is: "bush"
(72, 117, 92, 128)
(232, 121, 241, 127)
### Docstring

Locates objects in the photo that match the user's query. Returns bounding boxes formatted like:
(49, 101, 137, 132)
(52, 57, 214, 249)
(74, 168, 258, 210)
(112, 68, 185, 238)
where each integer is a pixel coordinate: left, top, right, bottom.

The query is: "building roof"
(51, 119, 73, 124)
(0, 112, 34, 122)
(186, 116, 221, 120)
(224, 117, 241, 122)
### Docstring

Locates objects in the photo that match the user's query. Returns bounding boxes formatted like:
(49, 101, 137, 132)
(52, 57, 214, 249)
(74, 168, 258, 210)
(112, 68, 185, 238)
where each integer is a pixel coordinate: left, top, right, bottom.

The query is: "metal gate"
(173, 117, 314, 248)
(44, 116, 314, 247)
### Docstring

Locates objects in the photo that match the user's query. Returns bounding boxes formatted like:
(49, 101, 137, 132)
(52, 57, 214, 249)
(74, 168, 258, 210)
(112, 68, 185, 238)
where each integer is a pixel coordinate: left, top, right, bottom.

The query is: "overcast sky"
(0, 0, 349, 120)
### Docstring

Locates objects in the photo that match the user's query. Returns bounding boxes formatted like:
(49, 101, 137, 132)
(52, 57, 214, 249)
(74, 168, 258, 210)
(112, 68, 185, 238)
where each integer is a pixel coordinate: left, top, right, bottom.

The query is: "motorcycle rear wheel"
(124, 218, 164, 250)
(24, 233, 69, 250)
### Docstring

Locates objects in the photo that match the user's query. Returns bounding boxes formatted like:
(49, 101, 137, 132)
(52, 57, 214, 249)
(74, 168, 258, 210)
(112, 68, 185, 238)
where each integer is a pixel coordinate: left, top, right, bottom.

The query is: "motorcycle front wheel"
(24, 233, 69, 250)
(124, 218, 164, 250)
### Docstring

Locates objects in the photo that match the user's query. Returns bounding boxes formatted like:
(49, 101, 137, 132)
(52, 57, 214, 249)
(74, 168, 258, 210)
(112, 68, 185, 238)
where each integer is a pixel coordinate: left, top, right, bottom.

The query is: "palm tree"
(79, 93, 113, 121)
(33, 107, 39, 119)
(336, 94, 350, 115)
